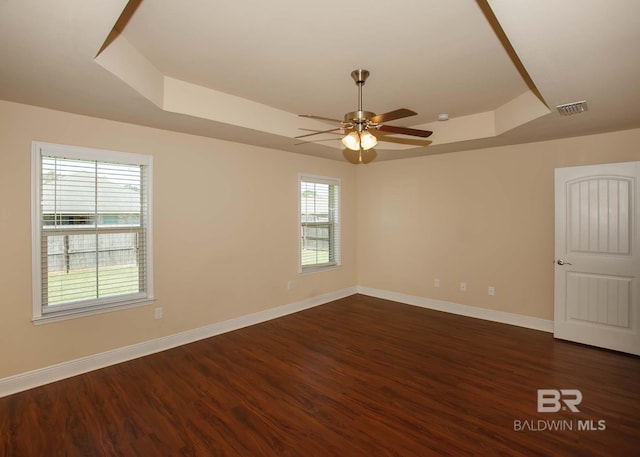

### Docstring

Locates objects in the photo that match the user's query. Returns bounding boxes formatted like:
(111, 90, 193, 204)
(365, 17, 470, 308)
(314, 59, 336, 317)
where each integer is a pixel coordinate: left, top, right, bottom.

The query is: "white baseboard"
(0, 285, 553, 398)
(357, 286, 554, 333)
(0, 286, 357, 398)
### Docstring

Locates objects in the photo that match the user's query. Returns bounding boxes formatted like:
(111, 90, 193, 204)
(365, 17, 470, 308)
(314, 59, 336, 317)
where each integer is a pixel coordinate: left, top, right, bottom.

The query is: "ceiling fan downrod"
(352, 69, 369, 112)
(345, 69, 375, 130)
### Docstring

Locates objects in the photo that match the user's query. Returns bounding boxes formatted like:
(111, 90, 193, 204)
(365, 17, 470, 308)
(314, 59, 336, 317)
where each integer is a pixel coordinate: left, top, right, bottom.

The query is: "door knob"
(556, 259, 572, 266)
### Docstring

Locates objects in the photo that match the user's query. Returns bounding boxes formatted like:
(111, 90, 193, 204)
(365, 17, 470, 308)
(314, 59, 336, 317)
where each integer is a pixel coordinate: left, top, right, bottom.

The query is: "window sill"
(32, 298, 155, 325)
(300, 263, 341, 275)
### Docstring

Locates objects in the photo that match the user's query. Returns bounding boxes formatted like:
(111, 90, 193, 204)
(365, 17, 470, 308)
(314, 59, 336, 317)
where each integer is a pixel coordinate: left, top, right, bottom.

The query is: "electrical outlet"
(488, 286, 495, 296)
(434, 278, 440, 288)
(459, 282, 466, 292)
(154, 307, 163, 319)
(287, 281, 294, 290)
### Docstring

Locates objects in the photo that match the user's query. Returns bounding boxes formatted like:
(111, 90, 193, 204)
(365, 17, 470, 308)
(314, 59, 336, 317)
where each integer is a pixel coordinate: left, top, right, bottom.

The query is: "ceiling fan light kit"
(342, 130, 377, 151)
(359, 131, 378, 150)
(296, 69, 433, 163)
(341, 131, 360, 150)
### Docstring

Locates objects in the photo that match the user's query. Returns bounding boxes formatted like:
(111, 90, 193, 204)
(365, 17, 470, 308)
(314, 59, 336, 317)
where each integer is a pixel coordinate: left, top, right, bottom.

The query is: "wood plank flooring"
(1, 294, 639, 456)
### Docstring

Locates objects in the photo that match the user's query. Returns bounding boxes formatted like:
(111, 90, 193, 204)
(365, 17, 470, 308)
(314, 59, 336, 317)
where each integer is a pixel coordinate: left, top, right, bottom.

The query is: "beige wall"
(0, 100, 357, 378)
(357, 128, 640, 320)
(2, 97, 640, 380)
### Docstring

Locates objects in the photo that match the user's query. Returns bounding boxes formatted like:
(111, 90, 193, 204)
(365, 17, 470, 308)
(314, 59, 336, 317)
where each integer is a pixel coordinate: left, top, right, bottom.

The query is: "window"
(32, 142, 153, 322)
(300, 175, 340, 272)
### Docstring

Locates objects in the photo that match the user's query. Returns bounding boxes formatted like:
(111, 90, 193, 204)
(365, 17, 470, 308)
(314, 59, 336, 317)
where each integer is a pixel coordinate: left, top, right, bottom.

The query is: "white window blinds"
(32, 142, 153, 319)
(300, 175, 340, 272)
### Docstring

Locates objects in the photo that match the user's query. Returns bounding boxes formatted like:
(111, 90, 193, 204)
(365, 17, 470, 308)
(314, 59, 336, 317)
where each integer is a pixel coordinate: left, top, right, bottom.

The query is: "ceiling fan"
(296, 69, 433, 164)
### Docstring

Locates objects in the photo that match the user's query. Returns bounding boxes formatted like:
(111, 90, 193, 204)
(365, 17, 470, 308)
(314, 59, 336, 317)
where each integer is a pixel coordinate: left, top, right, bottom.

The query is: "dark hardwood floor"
(1, 294, 639, 456)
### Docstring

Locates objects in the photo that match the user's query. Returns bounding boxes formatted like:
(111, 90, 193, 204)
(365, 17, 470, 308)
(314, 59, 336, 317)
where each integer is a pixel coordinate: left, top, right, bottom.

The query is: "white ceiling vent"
(556, 101, 588, 116)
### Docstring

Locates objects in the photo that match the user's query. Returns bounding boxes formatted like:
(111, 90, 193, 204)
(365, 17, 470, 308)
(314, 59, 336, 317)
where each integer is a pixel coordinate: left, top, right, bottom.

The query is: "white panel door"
(555, 162, 640, 355)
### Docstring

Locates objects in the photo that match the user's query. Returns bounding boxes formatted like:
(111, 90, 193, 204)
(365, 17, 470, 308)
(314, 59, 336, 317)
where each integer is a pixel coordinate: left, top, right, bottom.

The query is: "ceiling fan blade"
(295, 138, 341, 146)
(294, 127, 342, 139)
(298, 128, 343, 136)
(375, 124, 433, 138)
(371, 130, 432, 147)
(299, 114, 344, 124)
(369, 108, 417, 124)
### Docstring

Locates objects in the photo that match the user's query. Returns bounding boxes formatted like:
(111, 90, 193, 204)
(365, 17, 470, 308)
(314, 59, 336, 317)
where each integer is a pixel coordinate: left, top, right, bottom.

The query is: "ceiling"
(1, 0, 639, 162)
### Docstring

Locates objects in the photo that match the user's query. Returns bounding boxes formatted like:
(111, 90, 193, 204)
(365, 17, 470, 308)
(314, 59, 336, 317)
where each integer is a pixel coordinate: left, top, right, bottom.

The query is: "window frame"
(31, 141, 154, 324)
(299, 174, 341, 274)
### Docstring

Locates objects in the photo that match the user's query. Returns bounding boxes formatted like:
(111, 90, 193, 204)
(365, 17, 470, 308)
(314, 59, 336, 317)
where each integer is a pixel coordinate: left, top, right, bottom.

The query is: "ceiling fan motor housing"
(344, 110, 376, 129)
